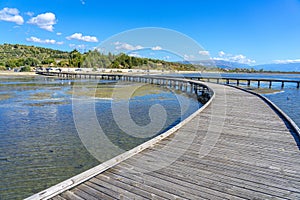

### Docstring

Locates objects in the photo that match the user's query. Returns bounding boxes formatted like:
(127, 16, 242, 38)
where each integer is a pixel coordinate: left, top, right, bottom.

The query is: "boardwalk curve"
(27, 81, 300, 200)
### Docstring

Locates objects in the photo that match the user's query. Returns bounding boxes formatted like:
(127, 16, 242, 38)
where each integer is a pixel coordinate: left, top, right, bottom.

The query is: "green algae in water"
(28, 92, 53, 100)
(0, 93, 13, 101)
(24, 101, 68, 107)
(0, 77, 200, 200)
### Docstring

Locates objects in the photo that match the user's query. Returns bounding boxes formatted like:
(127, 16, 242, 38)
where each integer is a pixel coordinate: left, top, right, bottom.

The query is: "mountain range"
(188, 59, 300, 72)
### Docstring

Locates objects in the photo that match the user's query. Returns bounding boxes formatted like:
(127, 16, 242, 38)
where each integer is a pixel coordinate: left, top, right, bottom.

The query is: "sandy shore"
(0, 71, 38, 76)
(0, 69, 220, 77)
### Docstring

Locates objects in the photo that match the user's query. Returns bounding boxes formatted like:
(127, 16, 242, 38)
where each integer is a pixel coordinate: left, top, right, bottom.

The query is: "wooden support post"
(247, 80, 250, 87)
(217, 79, 219, 84)
(258, 80, 260, 88)
(297, 82, 300, 89)
(226, 79, 229, 84)
(281, 81, 284, 88)
(237, 80, 239, 86)
(269, 81, 272, 89)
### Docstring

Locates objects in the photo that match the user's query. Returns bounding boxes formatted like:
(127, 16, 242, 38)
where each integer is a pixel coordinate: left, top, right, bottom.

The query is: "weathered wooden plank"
(90, 177, 146, 200)
(109, 166, 243, 200)
(122, 156, 294, 199)
(50, 196, 66, 200)
(71, 188, 100, 200)
(60, 191, 84, 200)
(133, 145, 300, 182)
(94, 173, 164, 200)
(107, 171, 195, 200)
(84, 181, 119, 200)
(157, 135, 300, 166)
(76, 183, 115, 200)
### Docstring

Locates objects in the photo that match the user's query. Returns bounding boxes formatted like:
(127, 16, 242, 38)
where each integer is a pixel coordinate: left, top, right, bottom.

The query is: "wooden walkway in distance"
(43, 82, 300, 199)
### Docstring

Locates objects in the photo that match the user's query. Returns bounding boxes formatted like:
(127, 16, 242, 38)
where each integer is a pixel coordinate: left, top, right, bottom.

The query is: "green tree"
(69, 49, 83, 68)
(20, 66, 31, 72)
(111, 61, 120, 68)
(42, 58, 55, 65)
(24, 57, 40, 66)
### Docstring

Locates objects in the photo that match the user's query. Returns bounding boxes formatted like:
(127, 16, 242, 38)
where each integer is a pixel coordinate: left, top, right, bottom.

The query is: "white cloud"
(26, 36, 63, 45)
(151, 46, 162, 51)
(56, 32, 62, 36)
(128, 52, 141, 57)
(66, 33, 98, 42)
(80, 0, 86, 5)
(213, 51, 256, 65)
(0, 7, 24, 25)
(198, 50, 210, 56)
(218, 51, 226, 57)
(27, 12, 56, 31)
(25, 11, 34, 17)
(113, 42, 165, 52)
(272, 59, 300, 64)
(114, 41, 143, 51)
(184, 54, 195, 60)
(69, 44, 86, 50)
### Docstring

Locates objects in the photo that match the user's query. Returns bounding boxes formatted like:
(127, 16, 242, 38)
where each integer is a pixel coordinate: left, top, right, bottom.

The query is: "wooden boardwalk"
(29, 82, 300, 200)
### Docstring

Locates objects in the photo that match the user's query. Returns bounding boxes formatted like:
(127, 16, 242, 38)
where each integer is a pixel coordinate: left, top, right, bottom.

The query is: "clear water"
(264, 88, 300, 128)
(0, 75, 201, 200)
(183, 73, 300, 127)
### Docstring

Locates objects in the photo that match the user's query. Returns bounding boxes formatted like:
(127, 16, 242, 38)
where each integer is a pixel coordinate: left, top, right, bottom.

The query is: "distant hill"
(0, 43, 69, 61)
(253, 63, 300, 72)
(180, 60, 250, 69)
(0, 43, 199, 71)
(211, 59, 300, 72)
(185, 59, 300, 72)
(0, 43, 69, 69)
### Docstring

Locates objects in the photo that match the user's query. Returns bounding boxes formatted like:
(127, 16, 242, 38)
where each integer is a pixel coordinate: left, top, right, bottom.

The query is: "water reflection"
(0, 76, 200, 200)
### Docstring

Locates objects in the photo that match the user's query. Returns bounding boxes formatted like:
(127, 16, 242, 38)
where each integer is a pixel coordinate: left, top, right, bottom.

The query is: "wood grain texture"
(48, 82, 300, 200)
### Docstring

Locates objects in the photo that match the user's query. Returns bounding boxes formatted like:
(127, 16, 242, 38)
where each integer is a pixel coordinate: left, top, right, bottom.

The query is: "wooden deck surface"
(47, 82, 300, 199)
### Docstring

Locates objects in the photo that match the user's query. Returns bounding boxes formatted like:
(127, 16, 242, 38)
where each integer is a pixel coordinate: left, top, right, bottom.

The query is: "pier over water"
(28, 72, 300, 199)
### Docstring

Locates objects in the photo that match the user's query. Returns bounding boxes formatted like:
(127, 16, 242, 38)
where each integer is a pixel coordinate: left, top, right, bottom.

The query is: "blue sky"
(1, 0, 300, 65)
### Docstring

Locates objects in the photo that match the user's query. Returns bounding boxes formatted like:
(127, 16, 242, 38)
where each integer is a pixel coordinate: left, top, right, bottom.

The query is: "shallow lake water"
(0, 75, 201, 199)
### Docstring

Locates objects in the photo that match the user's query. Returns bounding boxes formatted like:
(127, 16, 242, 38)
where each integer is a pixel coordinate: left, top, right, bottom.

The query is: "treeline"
(223, 67, 264, 73)
(0, 44, 200, 71)
(0, 44, 69, 70)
